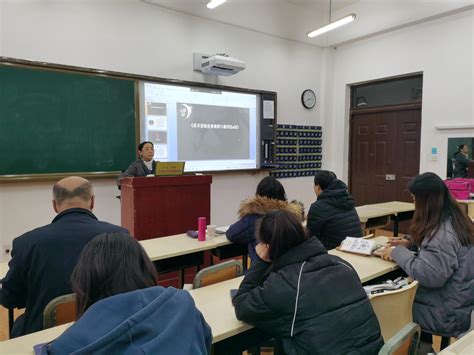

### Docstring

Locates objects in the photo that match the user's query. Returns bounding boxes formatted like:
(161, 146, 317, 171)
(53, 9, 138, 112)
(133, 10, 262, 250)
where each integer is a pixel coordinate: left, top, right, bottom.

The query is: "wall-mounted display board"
(0, 57, 277, 181)
(271, 124, 322, 179)
(0, 60, 137, 181)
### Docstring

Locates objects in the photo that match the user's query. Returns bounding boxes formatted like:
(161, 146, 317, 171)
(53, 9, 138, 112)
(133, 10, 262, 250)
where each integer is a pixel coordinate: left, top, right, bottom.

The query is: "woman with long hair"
(382, 172, 474, 351)
(233, 210, 383, 354)
(42, 232, 212, 354)
(226, 176, 304, 263)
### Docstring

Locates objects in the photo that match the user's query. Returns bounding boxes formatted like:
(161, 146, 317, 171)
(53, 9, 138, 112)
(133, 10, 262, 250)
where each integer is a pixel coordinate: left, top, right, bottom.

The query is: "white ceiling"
(142, 0, 474, 47)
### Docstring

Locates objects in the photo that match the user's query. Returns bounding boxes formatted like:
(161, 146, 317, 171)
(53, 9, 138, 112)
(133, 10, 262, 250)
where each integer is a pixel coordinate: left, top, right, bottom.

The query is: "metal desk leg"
(242, 253, 248, 271)
(8, 307, 14, 337)
(179, 269, 185, 288)
(393, 215, 400, 238)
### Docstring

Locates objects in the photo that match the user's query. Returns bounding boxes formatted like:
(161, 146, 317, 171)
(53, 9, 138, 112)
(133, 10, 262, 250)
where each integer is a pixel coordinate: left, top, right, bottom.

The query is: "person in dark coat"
(118, 141, 157, 186)
(40, 232, 211, 354)
(226, 176, 304, 263)
(233, 210, 384, 355)
(452, 144, 470, 178)
(307, 170, 363, 249)
(382, 173, 474, 353)
(0, 177, 128, 337)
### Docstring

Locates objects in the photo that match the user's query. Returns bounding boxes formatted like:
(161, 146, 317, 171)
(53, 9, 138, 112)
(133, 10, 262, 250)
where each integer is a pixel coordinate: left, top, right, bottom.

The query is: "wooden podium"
(120, 175, 212, 240)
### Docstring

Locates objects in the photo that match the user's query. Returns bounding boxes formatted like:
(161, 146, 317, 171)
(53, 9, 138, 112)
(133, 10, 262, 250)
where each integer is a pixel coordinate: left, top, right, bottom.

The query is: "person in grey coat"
(382, 172, 474, 352)
(118, 141, 157, 187)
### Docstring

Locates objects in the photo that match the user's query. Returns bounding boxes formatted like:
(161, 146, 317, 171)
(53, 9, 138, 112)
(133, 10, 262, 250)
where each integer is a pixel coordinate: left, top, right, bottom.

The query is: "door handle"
(385, 174, 396, 181)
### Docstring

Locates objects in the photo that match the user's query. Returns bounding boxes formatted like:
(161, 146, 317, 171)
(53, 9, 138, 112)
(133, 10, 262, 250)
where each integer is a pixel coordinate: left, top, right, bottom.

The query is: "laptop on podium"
(154, 161, 185, 177)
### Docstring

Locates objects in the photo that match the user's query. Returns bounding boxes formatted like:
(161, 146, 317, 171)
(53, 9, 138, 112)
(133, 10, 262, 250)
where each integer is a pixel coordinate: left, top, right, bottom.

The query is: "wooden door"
(349, 104, 421, 206)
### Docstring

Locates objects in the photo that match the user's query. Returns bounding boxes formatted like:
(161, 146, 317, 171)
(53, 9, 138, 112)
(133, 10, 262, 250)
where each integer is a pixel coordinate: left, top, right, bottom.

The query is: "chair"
(192, 260, 243, 289)
(43, 293, 77, 329)
(369, 281, 418, 342)
(378, 322, 421, 355)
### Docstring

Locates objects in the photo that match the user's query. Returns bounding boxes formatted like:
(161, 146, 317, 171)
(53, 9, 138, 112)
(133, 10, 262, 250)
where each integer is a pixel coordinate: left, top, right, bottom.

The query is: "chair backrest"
(369, 281, 418, 342)
(43, 293, 77, 329)
(193, 260, 243, 289)
(378, 322, 421, 355)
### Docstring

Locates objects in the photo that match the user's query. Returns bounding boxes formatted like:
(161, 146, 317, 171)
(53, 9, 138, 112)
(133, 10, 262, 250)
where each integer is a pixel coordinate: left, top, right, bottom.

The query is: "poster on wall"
(447, 137, 474, 178)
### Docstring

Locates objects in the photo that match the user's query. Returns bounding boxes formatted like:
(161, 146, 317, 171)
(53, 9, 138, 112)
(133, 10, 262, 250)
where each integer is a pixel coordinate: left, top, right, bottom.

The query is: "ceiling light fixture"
(207, 0, 227, 10)
(307, 0, 356, 38)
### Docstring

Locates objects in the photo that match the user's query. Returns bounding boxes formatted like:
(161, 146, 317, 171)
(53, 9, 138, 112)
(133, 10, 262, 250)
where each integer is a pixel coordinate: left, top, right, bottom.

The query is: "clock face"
(301, 89, 316, 109)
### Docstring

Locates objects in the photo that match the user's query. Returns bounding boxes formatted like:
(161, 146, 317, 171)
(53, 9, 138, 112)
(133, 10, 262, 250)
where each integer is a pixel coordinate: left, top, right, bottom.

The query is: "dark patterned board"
(270, 124, 322, 179)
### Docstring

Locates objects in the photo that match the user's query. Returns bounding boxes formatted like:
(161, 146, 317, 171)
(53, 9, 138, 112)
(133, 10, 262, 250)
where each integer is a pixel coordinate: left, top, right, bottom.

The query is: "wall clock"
(301, 89, 316, 109)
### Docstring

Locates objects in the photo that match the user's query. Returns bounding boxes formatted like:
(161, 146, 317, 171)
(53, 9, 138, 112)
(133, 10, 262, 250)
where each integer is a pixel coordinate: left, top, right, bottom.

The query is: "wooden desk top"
(370, 201, 415, 214)
(457, 199, 474, 204)
(140, 229, 231, 261)
(189, 276, 248, 343)
(438, 330, 473, 354)
(0, 262, 8, 280)
(355, 206, 394, 223)
(329, 236, 398, 283)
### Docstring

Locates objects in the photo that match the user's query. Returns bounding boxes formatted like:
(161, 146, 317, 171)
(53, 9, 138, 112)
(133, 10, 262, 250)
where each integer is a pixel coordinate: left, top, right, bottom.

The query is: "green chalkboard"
(0, 64, 136, 177)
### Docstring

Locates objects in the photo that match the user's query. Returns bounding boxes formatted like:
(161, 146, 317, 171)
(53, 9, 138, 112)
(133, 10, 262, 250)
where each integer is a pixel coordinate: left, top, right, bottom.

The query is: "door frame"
(348, 102, 422, 194)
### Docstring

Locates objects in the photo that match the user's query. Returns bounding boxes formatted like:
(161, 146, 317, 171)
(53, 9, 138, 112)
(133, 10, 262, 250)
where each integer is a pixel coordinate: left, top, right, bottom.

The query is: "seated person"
(232, 210, 384, 354)
(226, 176, 303, 263)
(382, 172, 474, 353)
(41, 232, 212, 354)
(306, 170, 362, 249)
(0, 177, 126, 337)
(118, 141, 157, 186)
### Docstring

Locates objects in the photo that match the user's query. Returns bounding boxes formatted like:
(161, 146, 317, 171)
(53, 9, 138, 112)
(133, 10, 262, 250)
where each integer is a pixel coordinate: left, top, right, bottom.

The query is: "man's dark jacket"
(0, 208, 127, 337)
(233, 237, 384, 354)
(307, 180, 362, 250)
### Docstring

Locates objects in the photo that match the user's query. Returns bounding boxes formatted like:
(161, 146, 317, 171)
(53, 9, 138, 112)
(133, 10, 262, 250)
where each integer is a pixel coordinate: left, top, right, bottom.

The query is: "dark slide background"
(177, 103, 250, 160)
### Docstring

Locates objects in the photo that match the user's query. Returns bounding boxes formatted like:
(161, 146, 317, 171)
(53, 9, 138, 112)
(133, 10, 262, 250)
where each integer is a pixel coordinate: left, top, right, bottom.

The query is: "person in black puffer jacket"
(307, 170, 362, 249)
(233, 210, 384, 355)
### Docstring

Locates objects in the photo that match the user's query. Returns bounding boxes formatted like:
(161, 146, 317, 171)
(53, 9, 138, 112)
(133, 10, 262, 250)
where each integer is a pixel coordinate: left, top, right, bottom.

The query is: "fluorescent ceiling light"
(307, 14, 356, 38)
(207, 0, 227, 9)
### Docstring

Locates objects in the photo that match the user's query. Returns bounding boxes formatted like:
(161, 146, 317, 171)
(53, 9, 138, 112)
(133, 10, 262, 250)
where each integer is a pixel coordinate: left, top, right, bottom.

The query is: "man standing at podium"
(0, 176, 127, 337)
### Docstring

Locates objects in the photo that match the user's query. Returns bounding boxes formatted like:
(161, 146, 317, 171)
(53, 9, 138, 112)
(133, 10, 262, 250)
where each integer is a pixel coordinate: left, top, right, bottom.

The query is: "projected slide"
(176, 103, 249, 160)
(140, 82, 259, 172)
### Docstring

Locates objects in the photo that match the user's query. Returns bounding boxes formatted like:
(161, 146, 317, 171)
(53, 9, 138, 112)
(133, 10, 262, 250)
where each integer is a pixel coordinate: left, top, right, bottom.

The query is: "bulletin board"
(271, 124, 322, 179)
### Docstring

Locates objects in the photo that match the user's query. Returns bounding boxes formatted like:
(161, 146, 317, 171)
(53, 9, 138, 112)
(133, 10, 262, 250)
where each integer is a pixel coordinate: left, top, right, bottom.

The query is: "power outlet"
(3, 245, 11, 255)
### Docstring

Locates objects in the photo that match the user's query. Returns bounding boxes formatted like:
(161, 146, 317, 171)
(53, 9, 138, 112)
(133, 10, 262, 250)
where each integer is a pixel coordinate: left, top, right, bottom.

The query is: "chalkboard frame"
(0, 57, 277, 183)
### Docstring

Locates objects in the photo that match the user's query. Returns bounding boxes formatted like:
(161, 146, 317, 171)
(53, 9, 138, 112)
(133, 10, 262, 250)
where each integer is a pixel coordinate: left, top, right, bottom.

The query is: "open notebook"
(339, 237, 387, 256)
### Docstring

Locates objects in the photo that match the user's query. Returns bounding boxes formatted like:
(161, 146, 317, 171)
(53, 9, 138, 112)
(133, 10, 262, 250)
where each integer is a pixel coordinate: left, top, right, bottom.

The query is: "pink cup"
(198, 217, 206, 242)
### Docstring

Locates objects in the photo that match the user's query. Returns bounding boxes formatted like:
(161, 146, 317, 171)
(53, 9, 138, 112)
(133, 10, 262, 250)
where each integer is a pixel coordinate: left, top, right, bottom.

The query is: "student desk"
(438, 330, 474, 355)
(0, 261, 14, 336)
(139, 227, 247, 286)
(355, 205, 393, 233)
(329, 236, 398, 283)
(0, 262, 7, 279)
(457, 199, 474, 219)
(369, 201, 415, 237)
(0, 243, 398, 354)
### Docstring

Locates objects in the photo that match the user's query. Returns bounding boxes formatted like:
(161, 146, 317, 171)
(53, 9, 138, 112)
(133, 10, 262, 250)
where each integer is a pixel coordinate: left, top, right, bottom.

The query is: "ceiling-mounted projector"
(193, 53, 245, 76)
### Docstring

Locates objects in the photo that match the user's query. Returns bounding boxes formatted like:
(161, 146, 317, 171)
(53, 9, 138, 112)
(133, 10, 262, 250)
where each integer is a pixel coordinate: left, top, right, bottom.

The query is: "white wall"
(327, 9, 474, 181)
(0, 0, 325, 260)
